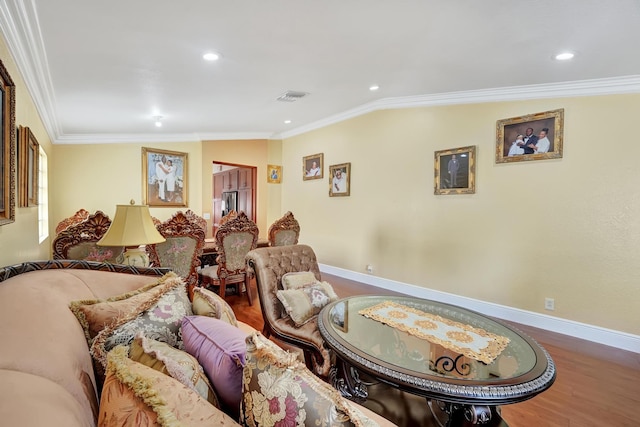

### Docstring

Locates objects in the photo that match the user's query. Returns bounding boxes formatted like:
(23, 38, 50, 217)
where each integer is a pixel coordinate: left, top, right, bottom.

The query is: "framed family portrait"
(0, 59, 16, 226)
(267, 164, 282, 183)
(496, 108, 564, 164)
(303, 153, 323, 180)
(434, 146, 476, 195)
(142, 147, 188, 207)
(18, 126, 39, 207)
(329, 162, 350, 197)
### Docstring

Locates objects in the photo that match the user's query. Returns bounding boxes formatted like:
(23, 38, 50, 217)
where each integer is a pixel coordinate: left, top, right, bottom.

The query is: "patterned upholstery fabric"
(52, 210, 124, 262)
(152, 236, 197, 278)
(222, 232, 254, 271)
(267, 211, 300, 247)
(241, 332, 379, 427)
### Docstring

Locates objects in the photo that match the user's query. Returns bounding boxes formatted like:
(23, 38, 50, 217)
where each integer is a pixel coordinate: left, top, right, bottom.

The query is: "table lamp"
(97, 201, 165, 267)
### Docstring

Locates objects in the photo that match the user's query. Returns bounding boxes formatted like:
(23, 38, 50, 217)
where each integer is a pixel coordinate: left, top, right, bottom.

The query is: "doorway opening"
(211, 162, 257, 236)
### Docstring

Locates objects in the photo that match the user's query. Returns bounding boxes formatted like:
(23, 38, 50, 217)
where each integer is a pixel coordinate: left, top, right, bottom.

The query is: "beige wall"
(282, 94, 640, 336)
(52, 141, 202, 228)
(201, 139, 270, 238)
(0, 35, 53, 266)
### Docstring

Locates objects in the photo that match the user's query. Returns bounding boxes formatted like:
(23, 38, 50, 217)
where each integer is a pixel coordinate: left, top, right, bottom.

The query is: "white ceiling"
(1, 0, 639, 144)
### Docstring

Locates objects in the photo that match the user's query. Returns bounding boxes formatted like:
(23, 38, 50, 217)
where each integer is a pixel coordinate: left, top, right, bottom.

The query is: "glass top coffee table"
(318, 295, 556, 426)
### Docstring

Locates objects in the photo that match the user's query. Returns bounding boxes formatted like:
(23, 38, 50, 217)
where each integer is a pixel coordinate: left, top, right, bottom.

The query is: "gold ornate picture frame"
(496, 108, 564, 164)
(434, 146, 476, 195)
(18, 126, 39, 207)
(0, 59, 16, 225)
(303, 153, 323, 180)
(329, 162, 350, 197)
(267, 164, 282, 183)
(142, 147, 188, 207)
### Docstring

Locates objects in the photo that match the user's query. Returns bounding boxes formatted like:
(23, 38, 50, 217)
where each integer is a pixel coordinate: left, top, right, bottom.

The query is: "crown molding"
(274, 75, 640, 139)
(54, 131, 274, 145)
(0, 0, 61, 140)
(319, 263, 640, 353)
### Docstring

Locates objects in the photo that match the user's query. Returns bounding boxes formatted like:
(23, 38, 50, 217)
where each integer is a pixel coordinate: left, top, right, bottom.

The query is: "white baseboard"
(319, 264, 640, 354)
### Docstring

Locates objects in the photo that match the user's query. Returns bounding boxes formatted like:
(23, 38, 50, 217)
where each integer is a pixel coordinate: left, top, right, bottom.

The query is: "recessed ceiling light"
(284, 120, 292, 124)
(203, 52, 221, 61)
(555, 52, 575, 61)
(153, 115, 163, 127)
(369, 85, 380, 91)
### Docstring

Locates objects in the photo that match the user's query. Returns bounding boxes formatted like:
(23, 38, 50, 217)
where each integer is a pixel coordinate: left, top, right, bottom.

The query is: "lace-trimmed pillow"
(191, 287, 238, 327)
(99, 346, 238, 427)
(276, 281, 338, 326)
(90, 275, 193, 378)
(281, 271, 318, 290)
(128, 333, 220, 408)
(69, 273, 178, 344)
(241, 332, 380, 427)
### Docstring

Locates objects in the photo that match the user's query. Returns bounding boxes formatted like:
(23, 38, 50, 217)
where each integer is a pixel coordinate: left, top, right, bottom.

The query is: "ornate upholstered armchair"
(198, 211, 258, 305)
(146, 211, 205, 297)
(55, 208, 90, 235)
(52, 211, 124, 263)
(267, 211, 300, 246)
(245, 244, 331, 378)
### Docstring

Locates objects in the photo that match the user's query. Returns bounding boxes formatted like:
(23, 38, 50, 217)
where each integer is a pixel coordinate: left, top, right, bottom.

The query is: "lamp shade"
(97, 204, 165, 247)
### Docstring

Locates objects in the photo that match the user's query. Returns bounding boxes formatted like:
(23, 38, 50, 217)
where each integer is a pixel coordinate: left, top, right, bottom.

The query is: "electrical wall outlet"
(544, 298, 555, 311)
(366, 264, 373, 273)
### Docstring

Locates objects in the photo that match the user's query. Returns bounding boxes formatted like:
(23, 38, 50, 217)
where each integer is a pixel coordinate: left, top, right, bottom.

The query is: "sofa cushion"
(99, 346, 238, 427)
(128, 333, 220, 408)
(69, 272, 181, 343)
(276, 281, 338, 326)
(191, 286, 238, 327)
(181, 315, 247, 418)
(241, 332, 380, 427)
(281, 271, 317, 290)
(90, 277, 192, 376)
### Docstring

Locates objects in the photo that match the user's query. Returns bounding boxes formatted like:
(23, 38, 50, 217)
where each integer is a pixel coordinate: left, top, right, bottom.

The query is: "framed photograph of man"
(267, 164, 282, 183)
(303, 153, 323, 180)
(329, 162, 350, 197)
(142, 147, 188, 207)
(496, 108, 564, 164)
(434, 146, 476, 195)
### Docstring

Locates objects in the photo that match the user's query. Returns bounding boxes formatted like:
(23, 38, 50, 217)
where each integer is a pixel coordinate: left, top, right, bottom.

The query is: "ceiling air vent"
(276, 91, 309, 102)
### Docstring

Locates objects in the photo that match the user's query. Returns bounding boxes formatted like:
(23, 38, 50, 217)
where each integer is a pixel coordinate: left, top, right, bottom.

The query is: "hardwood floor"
(226, 273, 640, 427)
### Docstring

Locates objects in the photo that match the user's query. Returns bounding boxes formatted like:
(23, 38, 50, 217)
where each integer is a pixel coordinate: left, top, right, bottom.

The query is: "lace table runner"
(359, 301, 510, 364)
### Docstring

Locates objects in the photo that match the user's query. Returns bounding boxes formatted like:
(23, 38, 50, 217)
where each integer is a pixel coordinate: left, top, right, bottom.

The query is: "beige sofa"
(0, 260, 395, 427)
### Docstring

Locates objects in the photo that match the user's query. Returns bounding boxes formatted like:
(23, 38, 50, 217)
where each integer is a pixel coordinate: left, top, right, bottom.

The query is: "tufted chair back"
(245, 244, 330, 378)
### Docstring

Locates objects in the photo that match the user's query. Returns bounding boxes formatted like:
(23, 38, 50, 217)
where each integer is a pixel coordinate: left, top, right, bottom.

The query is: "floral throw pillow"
(281, 271, 318, 290)
(90, 277, 193, 377)
(276, 281, 338, 326)
(241, 332, 379, 427)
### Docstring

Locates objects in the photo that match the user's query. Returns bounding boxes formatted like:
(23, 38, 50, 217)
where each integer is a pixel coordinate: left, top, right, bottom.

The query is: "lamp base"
(118, 247, 150, 267)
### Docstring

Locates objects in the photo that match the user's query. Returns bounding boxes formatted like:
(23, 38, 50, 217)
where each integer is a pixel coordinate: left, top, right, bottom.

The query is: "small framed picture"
(303, 153, 323, 180)
(329, 162, 351, 197)
(434, 146, 476, 195)
(142, 147, 188, 207)
(267, 164, 282, 183)
(496, 108, 564, 164)
(18, 126, 39, 207)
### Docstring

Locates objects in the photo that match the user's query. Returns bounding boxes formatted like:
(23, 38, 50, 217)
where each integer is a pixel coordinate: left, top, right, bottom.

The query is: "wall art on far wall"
(142, 147, 188, 207)
(434, 146, 476, 195)
(0, 59, 16, 226)
(329, 162, 350, 197)
(303, 153, 323, 180)
(18, 126, 39, 207)
(267, 164, 282, 183)
(496, 108, 564, 164)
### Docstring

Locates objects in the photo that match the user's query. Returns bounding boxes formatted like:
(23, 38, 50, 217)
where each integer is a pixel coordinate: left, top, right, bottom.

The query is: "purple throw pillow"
(181, 315, 247, 418)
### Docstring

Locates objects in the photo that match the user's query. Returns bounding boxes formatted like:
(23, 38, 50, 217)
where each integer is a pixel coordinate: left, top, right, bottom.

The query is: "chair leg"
(218, 278, 226, 299)
(244, 275, 253, 306)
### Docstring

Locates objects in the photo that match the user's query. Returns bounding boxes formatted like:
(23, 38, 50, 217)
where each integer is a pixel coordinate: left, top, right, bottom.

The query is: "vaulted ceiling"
(1, 0, 639, 143)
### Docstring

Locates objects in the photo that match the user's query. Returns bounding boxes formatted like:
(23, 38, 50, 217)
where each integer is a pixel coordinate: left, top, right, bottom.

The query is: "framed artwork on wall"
(434, 146, 476, 195)
(18, 126, 39, 207)
(0, 59, 16, 226)
(267, 164, 282, 183)
(303, 153, 323, 180)
(496, 108, 564, 164)
(329, 162, 350, 197)
(142, 147, 188, 207)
